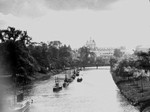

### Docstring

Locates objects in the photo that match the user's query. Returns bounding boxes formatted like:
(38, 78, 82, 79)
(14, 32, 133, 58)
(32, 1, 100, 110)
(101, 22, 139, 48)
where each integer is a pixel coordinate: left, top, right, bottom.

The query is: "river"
(26, 66, 139, 112)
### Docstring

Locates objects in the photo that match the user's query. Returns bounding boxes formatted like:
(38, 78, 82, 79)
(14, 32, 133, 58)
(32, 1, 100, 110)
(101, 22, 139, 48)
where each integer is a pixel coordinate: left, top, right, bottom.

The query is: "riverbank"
(32, 68, 77, 81)
(111, 71, 150, 112)
(31, 69, 66, 81)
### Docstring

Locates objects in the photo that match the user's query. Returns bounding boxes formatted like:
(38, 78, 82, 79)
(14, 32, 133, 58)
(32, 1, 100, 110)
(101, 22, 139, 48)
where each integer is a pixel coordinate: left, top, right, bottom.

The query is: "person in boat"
(64, 75, 68, 83)
(63, 75, 69, 87)
(55, 82, 59, 87)
(55, 77, 59, 87)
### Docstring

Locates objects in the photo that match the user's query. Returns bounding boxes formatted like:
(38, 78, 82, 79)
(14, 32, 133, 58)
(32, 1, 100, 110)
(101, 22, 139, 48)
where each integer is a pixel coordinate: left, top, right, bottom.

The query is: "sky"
(0, 0, 150, 52)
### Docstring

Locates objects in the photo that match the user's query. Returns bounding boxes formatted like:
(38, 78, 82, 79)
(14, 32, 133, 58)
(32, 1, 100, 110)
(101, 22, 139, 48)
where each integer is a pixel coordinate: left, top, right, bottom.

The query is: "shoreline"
(33, 69, 64, 81)
(111, 71, 150, 112)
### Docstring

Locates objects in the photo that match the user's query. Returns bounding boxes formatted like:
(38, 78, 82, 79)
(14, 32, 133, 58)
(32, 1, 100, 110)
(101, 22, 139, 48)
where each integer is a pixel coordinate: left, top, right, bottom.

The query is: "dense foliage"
(28, 41, 73, 71)
(0, 27, 36, 83)
(110, 49, 150, 80)
(0, 27, 73, 83)
(78, 46, 96, 67)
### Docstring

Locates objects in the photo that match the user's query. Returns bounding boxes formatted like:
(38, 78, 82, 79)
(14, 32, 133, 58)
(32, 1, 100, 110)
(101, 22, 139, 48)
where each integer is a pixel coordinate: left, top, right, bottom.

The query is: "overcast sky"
(0, 0, 150, 51)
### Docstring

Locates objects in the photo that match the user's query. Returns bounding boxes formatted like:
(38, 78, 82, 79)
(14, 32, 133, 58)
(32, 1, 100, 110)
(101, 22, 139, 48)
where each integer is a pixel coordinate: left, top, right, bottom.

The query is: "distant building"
(85, 38, 126, 64)
(135, 45, 149, 52)
(86, 38, 96, 50)
(94, 47, 114, 59)
(72, 38, 126, 66)
(119, 46, 126, 54)
(85, 38, 115, 59)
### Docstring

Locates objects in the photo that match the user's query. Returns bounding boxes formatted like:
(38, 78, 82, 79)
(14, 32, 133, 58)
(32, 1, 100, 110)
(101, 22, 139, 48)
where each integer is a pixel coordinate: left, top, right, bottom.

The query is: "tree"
(114, 48, 123, 58)
(59, 44, 72, 68)
(48, 41, 62, 49)
(28, 42, 49, 73)
(134, 50, 150, 70)
(0, 27, 36, 83)
(78, 46, 95, 67)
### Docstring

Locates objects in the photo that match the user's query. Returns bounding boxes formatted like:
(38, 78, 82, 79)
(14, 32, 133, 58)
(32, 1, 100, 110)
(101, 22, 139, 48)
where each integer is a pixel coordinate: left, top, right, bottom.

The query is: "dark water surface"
(25, 67, 139, 112)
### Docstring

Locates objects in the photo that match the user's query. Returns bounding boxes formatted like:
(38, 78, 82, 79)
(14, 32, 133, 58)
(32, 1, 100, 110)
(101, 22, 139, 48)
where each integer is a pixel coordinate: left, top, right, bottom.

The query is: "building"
(86, 38, 96, 50)
(85, 38, 126, 65)
(135, 45, 149, 52)
(94, 47, 114, 59)
(85, 38, 115, 59)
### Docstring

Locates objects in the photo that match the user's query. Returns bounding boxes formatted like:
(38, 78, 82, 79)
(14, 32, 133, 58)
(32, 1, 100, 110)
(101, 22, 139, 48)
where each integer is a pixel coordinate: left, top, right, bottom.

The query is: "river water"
(26, 66, 139, 112)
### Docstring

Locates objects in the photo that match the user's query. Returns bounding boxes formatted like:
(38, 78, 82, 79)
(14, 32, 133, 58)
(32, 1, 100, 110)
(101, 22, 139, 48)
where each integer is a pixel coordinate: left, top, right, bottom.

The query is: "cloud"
(0, 0, 118, 17)
(0, 0, 46, 17)
(0, 19, 6, 28)
(43, 0, 119, 10)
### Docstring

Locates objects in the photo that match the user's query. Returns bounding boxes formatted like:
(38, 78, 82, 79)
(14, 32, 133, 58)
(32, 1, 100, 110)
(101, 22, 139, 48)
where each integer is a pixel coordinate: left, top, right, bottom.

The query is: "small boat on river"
(53, 77, 62, 92)
(71, 74, 76, 79)
(63, 82, 69, 87)
(77, 77, 83, 82)
(76, 71, 79, 76)
(63, 75, 69, 88)
(67, 78, 74, 83)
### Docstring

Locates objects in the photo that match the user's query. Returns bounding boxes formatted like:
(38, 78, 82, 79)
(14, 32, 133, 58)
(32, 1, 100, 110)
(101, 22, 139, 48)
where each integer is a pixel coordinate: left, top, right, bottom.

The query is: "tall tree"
(114, 48, 123, 58)
(78, 46, 95, 67)
(0, 27, 36, 83)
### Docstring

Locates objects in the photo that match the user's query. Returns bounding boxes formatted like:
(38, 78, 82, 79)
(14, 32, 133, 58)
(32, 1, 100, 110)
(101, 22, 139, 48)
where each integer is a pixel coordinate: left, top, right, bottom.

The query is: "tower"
(86, 37, 96, 50)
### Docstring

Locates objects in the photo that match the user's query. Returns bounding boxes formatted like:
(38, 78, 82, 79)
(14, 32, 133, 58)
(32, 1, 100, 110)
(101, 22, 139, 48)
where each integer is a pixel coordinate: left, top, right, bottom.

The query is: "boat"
(53, 85, 62, 92)
(71, 74, 76, 79)
(63, 75, 69, 87)
(63, 82, 69, 87)
(53, 77, 62, 92)
(65, 70, 74, 83)
(67, 78, 74, 83)
(76, 71, 79, 76)
(77, 77, 83, 82)
(73, 69, 76, 75)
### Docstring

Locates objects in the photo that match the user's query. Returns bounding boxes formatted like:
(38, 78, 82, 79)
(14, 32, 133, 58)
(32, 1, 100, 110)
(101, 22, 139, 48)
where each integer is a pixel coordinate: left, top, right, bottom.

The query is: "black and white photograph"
(0, 0, 150, 112)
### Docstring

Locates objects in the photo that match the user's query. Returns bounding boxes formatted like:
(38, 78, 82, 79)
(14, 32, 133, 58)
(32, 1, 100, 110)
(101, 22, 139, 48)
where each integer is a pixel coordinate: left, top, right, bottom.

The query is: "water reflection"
(25, 67, 139, 112)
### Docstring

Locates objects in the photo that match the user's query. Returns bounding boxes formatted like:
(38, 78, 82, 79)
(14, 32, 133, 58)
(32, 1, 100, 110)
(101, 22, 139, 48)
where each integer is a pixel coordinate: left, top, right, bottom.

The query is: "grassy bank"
(111, 71, 150, 112)
(31, 69, 64, 81)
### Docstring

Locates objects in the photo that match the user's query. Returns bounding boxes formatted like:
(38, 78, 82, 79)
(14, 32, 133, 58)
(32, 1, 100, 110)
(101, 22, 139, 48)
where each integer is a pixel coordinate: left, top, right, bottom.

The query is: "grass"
(111, 72, 150, 112)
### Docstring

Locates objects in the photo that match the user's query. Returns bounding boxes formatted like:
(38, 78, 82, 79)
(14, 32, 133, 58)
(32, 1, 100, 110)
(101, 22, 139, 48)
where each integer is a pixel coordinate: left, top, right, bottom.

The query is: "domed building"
(85, 38, 126, 65)
(85, 38, 114, 59)
(85, 38, 96, 50)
